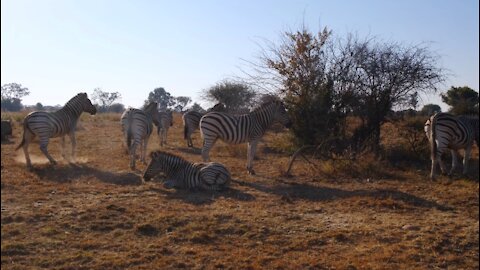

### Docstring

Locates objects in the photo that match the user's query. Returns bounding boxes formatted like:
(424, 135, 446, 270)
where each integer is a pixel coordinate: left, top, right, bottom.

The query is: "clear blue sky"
(2, 0, 478, 111)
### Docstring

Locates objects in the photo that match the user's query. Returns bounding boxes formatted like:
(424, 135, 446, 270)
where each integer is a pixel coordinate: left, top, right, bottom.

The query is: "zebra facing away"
(156, 110, 173, 146)
(424, 112, 479, 180)
(182, 103, 225, 147)
(16, 93, 97, 170)
(143, 151, 231, 191)
(120, 102, 160, 170)
(200, 100, 292, 175)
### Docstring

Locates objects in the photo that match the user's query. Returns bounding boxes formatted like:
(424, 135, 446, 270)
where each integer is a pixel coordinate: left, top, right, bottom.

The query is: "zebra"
(15, 93, 97, 170)
(424, 112, 479, 180)
(182, 103, 225, 147)
(199, 100, 292, 175)
(156, 110, 173, 146)
(143, 151, 231, 191)
(120, 102, 160, 170)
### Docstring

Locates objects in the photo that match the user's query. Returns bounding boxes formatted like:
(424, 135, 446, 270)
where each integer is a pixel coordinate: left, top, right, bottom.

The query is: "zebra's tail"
(430, 113, 438, 162)
(15, 118, 29, 151)
(126, 111, 133, 149)
(184, 124, 188, 140)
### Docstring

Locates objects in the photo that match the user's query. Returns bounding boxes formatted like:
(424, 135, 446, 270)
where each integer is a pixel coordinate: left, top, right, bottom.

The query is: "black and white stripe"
(199, 100, 292, 174)
(156, 110, 173, 146)
(143, 151, 231, 191)
(182, 103, 225, 147)
(425, 112, 479, 180)
(16, 93, 97, 169)
(120, 102, 160, 170)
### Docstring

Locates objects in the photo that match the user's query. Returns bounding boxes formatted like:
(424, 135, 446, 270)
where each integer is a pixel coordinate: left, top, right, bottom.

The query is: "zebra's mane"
(63, 93, 87, 108)
(151, 150, 189, 163)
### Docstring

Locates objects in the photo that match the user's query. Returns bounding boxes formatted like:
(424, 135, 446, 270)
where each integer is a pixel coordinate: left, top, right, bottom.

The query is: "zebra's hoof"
(248, 169, 256, 175)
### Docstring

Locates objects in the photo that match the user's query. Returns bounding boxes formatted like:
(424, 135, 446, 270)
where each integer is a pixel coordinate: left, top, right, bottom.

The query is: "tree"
(91, 88, 122, 113)
(145, 87, 174, 110)
(173, 96, 192, 112)
(35, 102, 44, 111)
(420, 104, 441, 116)
(441, 86, 479, 115)
(1, 83, 30, 112)
(202, 81, 256, 112)
(189, 102, 205, 113)
(331, 34, 445, 154)
(109, 103, 125, 113)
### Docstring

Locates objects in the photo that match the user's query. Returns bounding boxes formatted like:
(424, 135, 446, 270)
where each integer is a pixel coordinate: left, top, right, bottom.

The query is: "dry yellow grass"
(1, 112, 479, 269)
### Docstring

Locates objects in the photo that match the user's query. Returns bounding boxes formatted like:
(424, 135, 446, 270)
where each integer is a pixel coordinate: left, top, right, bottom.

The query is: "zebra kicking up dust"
(121, 102, 160, 170)
(424, 112, 479, 180)
(157, 110, 173, 146)
(182, 103, 225, 147)
(16, 92, 97, 170)
(200, 100, 292, 175)
(143, 151, 231, 191)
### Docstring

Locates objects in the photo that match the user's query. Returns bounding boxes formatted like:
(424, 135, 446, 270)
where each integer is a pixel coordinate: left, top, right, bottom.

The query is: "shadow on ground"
(145, 179, 256, 205)
(232, 179, 453, 211)
(31, 163, 143, 185)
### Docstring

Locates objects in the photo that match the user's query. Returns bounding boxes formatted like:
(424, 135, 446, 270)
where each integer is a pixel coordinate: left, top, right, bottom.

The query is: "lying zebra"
(143, 151, 231, 191)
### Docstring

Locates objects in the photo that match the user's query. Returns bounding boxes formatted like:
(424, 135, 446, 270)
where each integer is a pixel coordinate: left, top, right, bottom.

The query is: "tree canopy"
(441, 86, 479, 115)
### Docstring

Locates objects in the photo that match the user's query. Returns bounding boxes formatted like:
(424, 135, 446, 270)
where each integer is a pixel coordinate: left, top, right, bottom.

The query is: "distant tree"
(1, 83, 30, 112)
(202, 81, 256, 112)
(420, 104, 441, 116)
(35, 102, 44, 111)
(109, 103, 125, 113)
(91, 88, 122, 113)
(145, 87, 174, 110)
(189, 102, 205, 113)
(173, 96, 192, 112)
(441, 86, 479, 115)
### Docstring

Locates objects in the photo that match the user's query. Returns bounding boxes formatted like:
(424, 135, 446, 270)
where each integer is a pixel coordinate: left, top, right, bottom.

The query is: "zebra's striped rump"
(425, 112, 479, 179)
(143, 151, 230, 191)
(121, 102, 160, 169)
(157, 110, 173, 146)
(182, 103, 225, 147)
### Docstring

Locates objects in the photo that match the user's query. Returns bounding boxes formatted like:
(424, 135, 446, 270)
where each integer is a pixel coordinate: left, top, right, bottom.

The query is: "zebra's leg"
(449, 149, 459, 176)
(22, 130, 34, 170)
(69, 132, 77, 163)
(141, 137, 149, 164)
(201, 137, 217, 162)
(39, 138, 57, 166)
(187, 132, 193, 147)
(247, 141, 259, 175)
(61, 135, 67, 161)
(130, 143, 137, 170)
(462, 144, 472, 175)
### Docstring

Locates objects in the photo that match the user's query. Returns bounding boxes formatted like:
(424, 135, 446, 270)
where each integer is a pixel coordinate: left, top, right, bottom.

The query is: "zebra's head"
(143, 151, 164, 181)
(273, 101, 292, 128)
(144, 102, 160, 126)
(80, 93, 97, 115)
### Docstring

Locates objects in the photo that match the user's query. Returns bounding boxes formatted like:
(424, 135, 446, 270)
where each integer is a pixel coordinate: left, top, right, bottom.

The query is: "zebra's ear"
(151, 151, 160, 159)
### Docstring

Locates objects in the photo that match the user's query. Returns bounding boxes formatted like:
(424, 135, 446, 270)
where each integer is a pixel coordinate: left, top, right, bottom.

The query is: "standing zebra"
(425, 112, 479, 180)
(120, 102, 160, 170)
(143, 151, 231, 191)
(16, 93, 97, 170)
(156, 110, 173, 146)
(200, 100, 292, 175)
(182, 103, 225, 147)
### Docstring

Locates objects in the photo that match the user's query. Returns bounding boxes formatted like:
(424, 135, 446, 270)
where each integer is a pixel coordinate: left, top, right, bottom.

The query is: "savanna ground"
(1, 112, 479, 270)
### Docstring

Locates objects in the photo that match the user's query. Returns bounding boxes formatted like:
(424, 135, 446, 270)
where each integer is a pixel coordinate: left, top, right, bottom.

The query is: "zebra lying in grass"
(143, 151, 231, 191)
(425, 112, 479, 180)
(157, 110, 173, 146)
(120, 102, 160, 170)
(182, 103, 225, 147)
(16, 93, 97, 169)
(200, 100, 292, 175)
